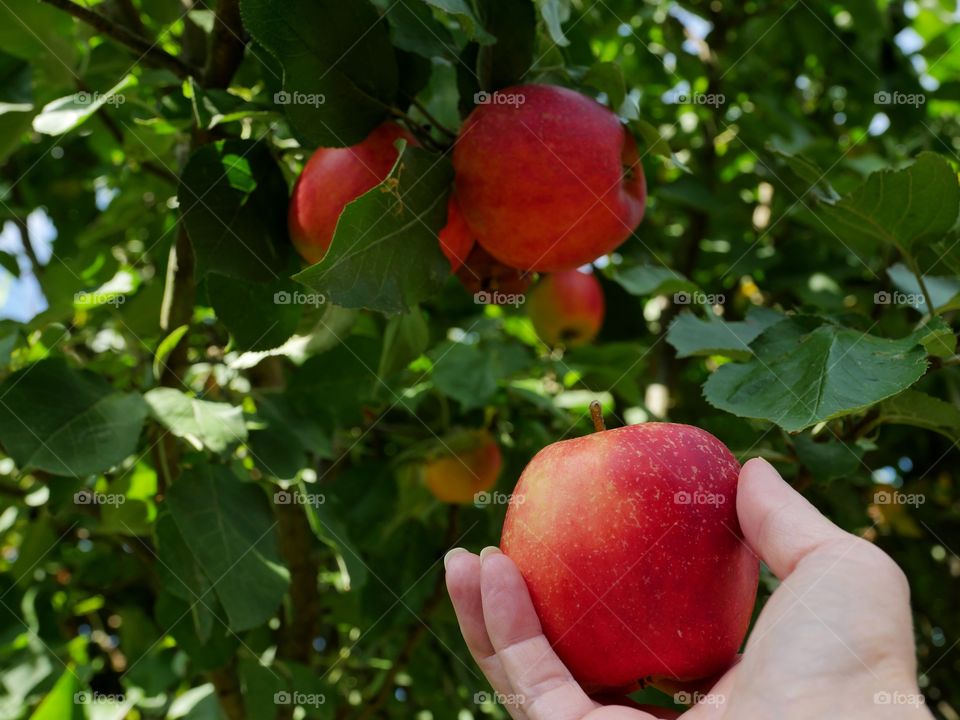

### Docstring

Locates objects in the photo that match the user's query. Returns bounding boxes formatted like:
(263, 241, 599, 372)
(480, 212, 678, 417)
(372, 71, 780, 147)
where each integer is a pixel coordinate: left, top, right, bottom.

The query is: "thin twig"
(40, 0, 197, 78)
(410, 97, 458, 139)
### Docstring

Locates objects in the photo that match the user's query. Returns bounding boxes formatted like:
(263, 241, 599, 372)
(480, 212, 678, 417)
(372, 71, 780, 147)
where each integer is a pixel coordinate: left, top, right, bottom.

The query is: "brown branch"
(39, 0, 197, 78)
(203, 0, 247, 89)
(355, 507, 460, 720)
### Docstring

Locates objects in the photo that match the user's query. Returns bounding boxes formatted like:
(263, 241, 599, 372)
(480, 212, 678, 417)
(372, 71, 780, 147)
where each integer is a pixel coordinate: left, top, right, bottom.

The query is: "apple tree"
(0, 0, 957, 718)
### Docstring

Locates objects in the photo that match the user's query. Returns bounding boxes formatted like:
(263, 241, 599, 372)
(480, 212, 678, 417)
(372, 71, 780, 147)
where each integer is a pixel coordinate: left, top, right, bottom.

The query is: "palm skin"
(445, 458, 933, 720)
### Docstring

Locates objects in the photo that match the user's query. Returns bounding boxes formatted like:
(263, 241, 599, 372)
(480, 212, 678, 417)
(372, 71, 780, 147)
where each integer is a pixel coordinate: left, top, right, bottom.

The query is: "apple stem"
(589, 400, 605, 432)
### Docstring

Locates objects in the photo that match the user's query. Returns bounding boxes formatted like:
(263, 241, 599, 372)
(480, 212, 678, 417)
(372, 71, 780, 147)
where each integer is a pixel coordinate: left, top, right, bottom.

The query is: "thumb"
(736, 457, 855, 580)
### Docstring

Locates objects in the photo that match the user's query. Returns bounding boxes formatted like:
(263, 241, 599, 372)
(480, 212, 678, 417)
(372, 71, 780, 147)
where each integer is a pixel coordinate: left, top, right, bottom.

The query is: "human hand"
(444, 458, 932, 719)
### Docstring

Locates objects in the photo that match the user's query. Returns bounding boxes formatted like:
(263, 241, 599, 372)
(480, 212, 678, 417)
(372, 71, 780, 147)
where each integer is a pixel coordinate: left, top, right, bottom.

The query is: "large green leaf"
(816, 152, 960, 253)
(422, 0, 495, 44)
(240, 0, 398, 146)
(704, 318, 928, 432)
(144, 388, 247, 454)
(667, 307, 783, 360)
(612, 264, 696, 297)
(431, 341, 498, 409)
(294, 144, 453, 314)
(179, 139, 294, 283)
(877, 389, 960, 440)
(166, 464, 289, 632)
(0, 359, 147, 476)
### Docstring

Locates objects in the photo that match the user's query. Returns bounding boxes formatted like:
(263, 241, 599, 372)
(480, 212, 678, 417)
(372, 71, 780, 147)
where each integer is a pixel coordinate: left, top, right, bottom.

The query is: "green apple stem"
(589, 400, 606, 432)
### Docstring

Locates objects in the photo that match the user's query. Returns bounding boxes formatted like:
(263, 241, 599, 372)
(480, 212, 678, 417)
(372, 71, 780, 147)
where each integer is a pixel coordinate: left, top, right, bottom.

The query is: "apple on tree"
(527, 269, 605, 347)
(453, 84, 647, 272)
(500, 404, 759, 688)
(423, 430, 502, 504)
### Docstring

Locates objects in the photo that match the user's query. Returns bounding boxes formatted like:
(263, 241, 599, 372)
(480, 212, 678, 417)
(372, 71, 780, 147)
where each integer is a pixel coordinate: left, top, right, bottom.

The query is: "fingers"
(736, 457, 854, 579)
(445, 549, 529, 719)
(479, 548, 599, 720)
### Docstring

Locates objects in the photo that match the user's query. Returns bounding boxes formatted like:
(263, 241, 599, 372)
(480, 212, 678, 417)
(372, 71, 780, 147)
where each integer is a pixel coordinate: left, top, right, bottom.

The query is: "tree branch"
(40, 0, 198, 78)
(203, 0, 247, 90)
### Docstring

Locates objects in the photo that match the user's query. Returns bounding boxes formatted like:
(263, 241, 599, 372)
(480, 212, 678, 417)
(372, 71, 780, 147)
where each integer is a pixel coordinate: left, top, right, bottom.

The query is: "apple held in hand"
(500, 411, 759, 688)
(528, 269, 605, 347)
(453, 84, 646, 272)
(424, 430, 502, 504)
(288, 122, 413, 264)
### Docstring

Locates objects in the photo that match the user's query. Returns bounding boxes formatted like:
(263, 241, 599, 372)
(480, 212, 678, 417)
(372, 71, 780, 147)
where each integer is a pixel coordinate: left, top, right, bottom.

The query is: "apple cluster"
(287, 83, 647, 349)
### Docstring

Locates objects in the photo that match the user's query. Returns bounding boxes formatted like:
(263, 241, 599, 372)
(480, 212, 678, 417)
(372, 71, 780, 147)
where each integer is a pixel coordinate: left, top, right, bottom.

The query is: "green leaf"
(667, 307, 784, 360)
(422, 0, 496, 44)
(537, 0, 571, 46)
(382, 0, 455, 60)
(32, 75, 136, 135)
(154, 325, 189, 381)
(166, 464, 289, 632)
(431, 341, 498, 409)
(294, 144, 453, 314)
(612, 264, 696, 297)
(0, 359, 147, 476)
(817, 152, 960, 253)
(918, 316, 956, 358)
(379, 309, 429, 377)
(476, 0, 535, 91)
(704, 318, 929, 432)
(29, 669, 80, 720)
(877, 389, 960, 440)
(205, 274, 303, 352)
(0, 250, 20, 278)
(179, 139, 295, 283)
(144, 388, 247, 453)
(583, 61, 626, 111)
(630, 119, 690, 172)
(793, 433, 865, 481)
(288, 337, 380, 429)
(240, 0, 398, 146)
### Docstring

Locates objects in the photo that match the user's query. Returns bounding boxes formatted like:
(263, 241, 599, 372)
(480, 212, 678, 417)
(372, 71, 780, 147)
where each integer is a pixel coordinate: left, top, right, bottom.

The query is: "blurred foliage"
(0, 0, 958, 718)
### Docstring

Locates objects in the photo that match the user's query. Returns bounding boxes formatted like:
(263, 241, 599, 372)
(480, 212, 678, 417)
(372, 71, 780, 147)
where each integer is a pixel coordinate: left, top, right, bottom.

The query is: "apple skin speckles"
(500, 422, 759, 688)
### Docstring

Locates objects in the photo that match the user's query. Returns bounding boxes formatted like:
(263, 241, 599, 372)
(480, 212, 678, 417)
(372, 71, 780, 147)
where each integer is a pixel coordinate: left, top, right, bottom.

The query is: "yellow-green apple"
(528, 269, 605, 347)
(424, 430, 502, 504)
(453, 84, 646, 272)
(438, 194, 476, 271)
(288, 122, 413, 264)
(500, 417, 758, 688)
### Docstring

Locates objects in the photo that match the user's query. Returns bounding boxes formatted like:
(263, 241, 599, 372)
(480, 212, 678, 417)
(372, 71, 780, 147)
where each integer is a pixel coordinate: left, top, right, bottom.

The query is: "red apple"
(288, 122, 413, 264)
(455, 244, 532, 300)
(528, 269, 605, 347)
(438, 194, 476, 271)
(424, 430, 502, 504)
(500, 420, 759, 688)
(453, 84, 646, 272)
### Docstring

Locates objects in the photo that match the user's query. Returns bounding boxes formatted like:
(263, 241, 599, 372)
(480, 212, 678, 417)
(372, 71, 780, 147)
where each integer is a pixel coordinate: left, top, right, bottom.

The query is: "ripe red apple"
(438, 194, 476, 271)
(528, 269, 605, 347)
(500, 419, 759, 688)
(455, 244, 532, 300)
(453, 84, 646, 272)
(424, 430, 502, 504)
(288, 122, 413, 264)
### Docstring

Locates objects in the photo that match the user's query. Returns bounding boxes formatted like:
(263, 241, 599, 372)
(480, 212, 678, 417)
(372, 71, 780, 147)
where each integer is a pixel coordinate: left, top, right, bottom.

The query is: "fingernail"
(479, 546, 501, 561)
(444, 547, 468, 570)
